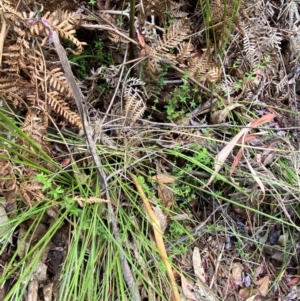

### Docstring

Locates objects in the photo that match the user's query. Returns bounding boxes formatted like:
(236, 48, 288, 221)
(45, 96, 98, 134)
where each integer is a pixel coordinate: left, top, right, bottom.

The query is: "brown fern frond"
(157, 18, 190, 52)
(20, 181, 44, 206)
(124, 86, 146, 126)
(108, 32, 130, 44)
(53, 19, 87, 55)
(74, 196, 111, 207)
(0, 148, 18, 203)
(0, 76, 29, 106)
(2, 38, 29, 75)
(47, 92, 82, 128)
(176, 40, 194, 66)
(144, 45, 163, 79)
(0, 76, 24, 91)
(0, 1, 25, 24)
(188, 50, 212, 78)
(45, 67, 72, 97)
(25, 10, 86, 54)
(204, 66, 221, 84)
(21, 107, 48, 144)
(141, 0, 168, 24)
(188, 49, 221, 83)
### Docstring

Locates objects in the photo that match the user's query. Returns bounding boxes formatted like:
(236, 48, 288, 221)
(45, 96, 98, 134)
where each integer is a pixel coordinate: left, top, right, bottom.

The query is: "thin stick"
(52, 31, 141, 301)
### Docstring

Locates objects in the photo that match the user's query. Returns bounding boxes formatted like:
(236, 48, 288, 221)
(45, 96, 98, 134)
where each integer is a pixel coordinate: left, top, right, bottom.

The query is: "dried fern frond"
(74, 196, 111, 207)
(21, 107, 48, 145)
(141, 0, 169, 24)
(2, 38, 30, 75)
(125, 77, 146, 87)
(176, 40, 194, 66)
(124, 84, 147, 126)
(108, 32, 130, 44)
(0, 148, 18, 203)
(20, 181, 44, 206)
(157, 18, 191, 53)
(0, 1, 25, 24)
(188, 48, 221, 83)
(24, 10, 86, 54)
(45, 67, 72, 98)
(145, 45, 163, 79)
(47, 92, 82, 128)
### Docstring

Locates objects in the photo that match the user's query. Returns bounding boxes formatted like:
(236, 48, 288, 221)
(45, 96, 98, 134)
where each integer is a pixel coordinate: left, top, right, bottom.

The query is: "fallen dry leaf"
(152, 174, 176, 184)
(239, 275, 270, 300)
(43, 282, 53, 301)
(181, 275, 199, 301)
(287, 278, 300, 286)
(28, 279, 38, 301)
(239, 287, 252, 299)
(193, 247, 206, 283)
(256, 275, 269, 296)
(245, 295, 260, 301)
(157, 184, 174, 207)
(231, 262, 244, 286)
(210, 103, 243, 124)
(204, 113, 275, 187)
(152, 205, 167, 233)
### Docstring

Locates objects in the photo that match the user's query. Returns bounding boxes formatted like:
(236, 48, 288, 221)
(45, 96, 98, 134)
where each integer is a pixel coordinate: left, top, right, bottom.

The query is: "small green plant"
(151, 98, 159, 111)
(165, 80, 199, 120)
(171, 146, 213, 207)
(69, 38, 113, 79)
(37, 172, 83, 216)
(88, 0, 96, 6)
(246, 71, 255, 79)
(205, 223, 222, 234)
(234, 79, 243, 89)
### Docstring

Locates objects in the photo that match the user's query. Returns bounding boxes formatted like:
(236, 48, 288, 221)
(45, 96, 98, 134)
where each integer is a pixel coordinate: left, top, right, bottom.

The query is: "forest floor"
(0, 0, 300, 300)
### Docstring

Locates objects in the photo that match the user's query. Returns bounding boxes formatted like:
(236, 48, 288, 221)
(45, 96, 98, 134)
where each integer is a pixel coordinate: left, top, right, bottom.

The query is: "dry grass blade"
(130, 173, 181, 301)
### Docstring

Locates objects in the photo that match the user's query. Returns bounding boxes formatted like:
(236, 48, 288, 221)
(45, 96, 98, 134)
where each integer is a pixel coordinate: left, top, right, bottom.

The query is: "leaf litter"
(0, 0, 300, 300)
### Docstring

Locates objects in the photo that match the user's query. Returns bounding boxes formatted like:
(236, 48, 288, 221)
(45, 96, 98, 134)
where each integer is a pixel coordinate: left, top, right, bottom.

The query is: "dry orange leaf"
(137, 32, 145, 47)
(287, 278, 300, 286)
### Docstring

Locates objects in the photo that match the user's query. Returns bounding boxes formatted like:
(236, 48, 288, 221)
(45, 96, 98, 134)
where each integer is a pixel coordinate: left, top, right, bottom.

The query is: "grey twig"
(52, 31, 141, 301)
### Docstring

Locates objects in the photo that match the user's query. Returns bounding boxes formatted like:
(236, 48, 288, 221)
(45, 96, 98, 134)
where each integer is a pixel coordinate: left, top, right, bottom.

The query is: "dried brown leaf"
(210, 103, 243, 124)
(245, 295, 260, 301)
(152, 174, 176, 184)
(152, 205, 167, 233)
(181, 275, 199, 301)
(231, 262, 243, 286)
(193, 247, 206, 283)
(256, 275, 269, 296)
(157, 184, 174, 207)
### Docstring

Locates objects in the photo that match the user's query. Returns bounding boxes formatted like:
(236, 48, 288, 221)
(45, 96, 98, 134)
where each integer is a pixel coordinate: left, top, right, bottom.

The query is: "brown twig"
(130, 172, 181, 301)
